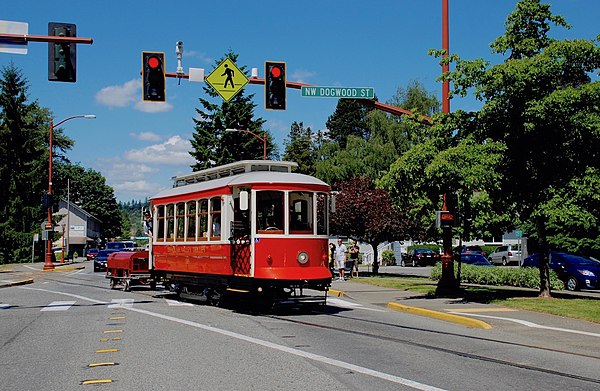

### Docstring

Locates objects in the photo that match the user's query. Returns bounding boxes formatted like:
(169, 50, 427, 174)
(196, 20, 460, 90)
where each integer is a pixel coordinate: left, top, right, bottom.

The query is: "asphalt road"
(1, 262, 599, 390)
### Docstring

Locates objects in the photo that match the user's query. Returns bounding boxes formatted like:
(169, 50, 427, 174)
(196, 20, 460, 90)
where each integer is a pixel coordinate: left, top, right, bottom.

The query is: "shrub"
(430, 263, 565, 290)
(381, 250, 396, 266)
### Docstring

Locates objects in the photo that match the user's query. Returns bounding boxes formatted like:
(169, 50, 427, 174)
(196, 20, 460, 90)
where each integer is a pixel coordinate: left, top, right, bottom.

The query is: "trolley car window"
(210, 197, 221, 239)
(186, 201, 196, 241)
(199, 199, 208, 239)
(166, 204, 175, 241)
(316, 193, 328, 235)
(156, 205, 165, 242)
(256, 191, 284, 234)
(289, 192, 313, 234)
(176, 203, 185, 241)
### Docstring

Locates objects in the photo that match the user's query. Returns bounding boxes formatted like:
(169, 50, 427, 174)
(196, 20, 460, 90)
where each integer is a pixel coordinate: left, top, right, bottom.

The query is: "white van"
(488, 244, 521, 266)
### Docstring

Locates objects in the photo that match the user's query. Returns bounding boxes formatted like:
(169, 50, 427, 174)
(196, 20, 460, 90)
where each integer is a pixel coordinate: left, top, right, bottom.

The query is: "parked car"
(488, 244, 521, 266)
(522, 252, 600, 291)
(94, 249, 120, 272)
(455, 245, 488, 257)
(402, 248, 440, 267)
(86, 248, 99, 261)
(460, 253, 493, 267)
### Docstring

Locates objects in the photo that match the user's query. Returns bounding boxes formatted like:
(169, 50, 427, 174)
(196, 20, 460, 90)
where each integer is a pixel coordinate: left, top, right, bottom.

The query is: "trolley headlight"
(297, 251, 309, 265)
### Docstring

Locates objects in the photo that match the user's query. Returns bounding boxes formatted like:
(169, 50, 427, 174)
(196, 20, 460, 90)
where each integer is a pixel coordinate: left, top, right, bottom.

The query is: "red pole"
(442, 0, 450, 114)
(44, 119, 55, 270)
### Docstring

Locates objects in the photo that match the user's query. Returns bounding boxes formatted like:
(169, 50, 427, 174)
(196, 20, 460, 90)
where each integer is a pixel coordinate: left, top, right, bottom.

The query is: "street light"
(225, 128, 267, 160)
(44, 114, 96, 270)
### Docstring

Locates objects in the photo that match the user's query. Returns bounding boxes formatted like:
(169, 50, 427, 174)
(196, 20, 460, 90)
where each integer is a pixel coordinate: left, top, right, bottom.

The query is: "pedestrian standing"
(335, 239, 347, 281)
(349, 240, 360, 278)
(328, 242, 336, 276)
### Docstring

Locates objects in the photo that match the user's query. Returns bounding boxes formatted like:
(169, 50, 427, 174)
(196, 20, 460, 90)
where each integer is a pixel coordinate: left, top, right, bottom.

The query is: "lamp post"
(225, 128, 267, 160)
(44, 114, 96, 270)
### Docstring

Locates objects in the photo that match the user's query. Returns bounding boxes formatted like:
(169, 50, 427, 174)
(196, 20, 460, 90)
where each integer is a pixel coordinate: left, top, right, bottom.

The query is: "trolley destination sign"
(301, 86, 375, 99)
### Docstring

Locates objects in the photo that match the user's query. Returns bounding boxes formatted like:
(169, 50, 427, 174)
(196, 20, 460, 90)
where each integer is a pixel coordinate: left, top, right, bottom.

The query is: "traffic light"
(48, 23, 77, 82)
(265, 61, 286, 110)
(142, 52, 166, 102)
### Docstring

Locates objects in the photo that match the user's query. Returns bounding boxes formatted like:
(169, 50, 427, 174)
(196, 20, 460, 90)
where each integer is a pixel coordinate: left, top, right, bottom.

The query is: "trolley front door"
(230, 234, 251, 276)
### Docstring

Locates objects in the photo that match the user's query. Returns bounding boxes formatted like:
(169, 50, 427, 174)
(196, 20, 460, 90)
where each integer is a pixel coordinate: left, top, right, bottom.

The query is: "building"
(52, 199, 102, 257)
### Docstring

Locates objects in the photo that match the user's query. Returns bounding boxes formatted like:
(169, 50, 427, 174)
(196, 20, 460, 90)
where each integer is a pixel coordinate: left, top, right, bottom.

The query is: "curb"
(328, 289, 345, 297)
(387, 302, 492, 329)
(0, 278, 34, 288)
(42, 266, 85, 272)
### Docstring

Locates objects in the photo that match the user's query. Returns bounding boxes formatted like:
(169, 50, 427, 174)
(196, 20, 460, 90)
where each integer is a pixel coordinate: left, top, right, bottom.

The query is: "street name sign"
(0, 20, 28, 54)
(205, 58, 248, 102)
(301, 86, 374, 99)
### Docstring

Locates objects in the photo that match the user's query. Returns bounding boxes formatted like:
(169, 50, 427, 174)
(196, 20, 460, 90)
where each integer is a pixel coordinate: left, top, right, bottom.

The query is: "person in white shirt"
(335, 239, 347, 281)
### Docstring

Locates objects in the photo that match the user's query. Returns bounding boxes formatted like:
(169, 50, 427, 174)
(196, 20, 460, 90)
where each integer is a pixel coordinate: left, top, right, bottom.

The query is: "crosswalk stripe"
(41, 301, 76, 311)
(165, 299, 194, 306)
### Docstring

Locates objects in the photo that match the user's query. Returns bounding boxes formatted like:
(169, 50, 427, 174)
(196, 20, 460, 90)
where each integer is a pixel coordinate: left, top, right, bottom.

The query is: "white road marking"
(165, 299, 194, 306)
(448, 312, 600, 338)
(1, 303, 11, 309)
(68, 269, 86, 275)
(41, 301, 76, 311)
(108, 299, 134, 309)
(20, 286, 446, 390)
(327, 297, 386, 312)
(23, 265, 38, 271)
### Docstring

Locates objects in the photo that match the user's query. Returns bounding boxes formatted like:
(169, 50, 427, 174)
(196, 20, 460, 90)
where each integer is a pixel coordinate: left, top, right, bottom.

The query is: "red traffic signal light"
(265, 61, 286, 110)
(142, 52, 166, 102)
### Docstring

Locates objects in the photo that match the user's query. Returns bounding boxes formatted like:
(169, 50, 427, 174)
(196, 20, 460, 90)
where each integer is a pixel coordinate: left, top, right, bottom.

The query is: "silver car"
(488, 244, 521, 266)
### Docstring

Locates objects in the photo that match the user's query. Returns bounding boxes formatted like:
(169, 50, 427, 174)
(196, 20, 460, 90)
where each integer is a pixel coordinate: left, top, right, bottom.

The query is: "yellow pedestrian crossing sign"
(205, 58, 249, 102)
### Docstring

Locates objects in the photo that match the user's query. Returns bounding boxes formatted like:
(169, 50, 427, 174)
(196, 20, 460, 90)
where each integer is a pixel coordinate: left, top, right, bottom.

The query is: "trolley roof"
(150, 161, 329, 201)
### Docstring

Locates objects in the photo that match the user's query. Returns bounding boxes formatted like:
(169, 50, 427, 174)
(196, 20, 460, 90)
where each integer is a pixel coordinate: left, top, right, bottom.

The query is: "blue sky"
(2, 1, 598, 202)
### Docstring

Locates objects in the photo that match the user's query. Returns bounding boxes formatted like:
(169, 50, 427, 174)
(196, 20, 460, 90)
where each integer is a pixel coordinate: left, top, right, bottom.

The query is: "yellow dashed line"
(109, 316, 126, 320)
(103, 329, 123, 334)
(88, 362, 116, 367)
(111, 337, 121, 341)
(99, 338, 109, 342)
(81, 379, 113, 385)
(95, 349, 119, 353)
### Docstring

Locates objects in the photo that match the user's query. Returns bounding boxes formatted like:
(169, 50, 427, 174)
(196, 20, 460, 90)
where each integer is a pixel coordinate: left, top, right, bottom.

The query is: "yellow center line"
(81, 379, 113, 385)
(103, 329, 123, 334)
(95, 349, 119, 353)
(111, 337, 121, 341)
(88, 362, 116, 367)
(109, 316, 126, 320)
(99, 338, 109, 342)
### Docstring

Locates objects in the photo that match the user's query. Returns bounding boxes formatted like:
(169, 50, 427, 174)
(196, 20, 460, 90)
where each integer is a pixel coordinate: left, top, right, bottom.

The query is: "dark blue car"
(522, 252, 600, 291)
(460, 253, 493, 267)
(94, 249, 120, 272)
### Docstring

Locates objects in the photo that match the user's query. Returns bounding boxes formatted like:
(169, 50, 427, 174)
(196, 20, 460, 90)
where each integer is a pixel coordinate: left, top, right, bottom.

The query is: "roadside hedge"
(430, 263, 565, 290)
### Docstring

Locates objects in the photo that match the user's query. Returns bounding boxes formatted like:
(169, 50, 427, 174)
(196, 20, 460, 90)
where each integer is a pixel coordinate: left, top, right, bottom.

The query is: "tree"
(282, 122, 316, 175)
(189, 50, 276, 170)
(330, 176, 410, 274)
(0, 64, 70, 262)
(54, 163, 123, 241)
(325, 99, 371, 148)
(442, 0, 600, 296)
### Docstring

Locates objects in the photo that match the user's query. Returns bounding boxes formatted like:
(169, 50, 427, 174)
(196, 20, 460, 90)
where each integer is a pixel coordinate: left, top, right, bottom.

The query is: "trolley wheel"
(109, 278, 117, 290)
(150, 280, 156, 290)
(124, 279, 131, 292)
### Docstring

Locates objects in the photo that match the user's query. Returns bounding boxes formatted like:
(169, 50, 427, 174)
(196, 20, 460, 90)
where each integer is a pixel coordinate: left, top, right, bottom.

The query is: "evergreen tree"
(325, 99, 371, 148)
(282, 121, 315, 175)
(0, 64, 70, 262)
(189, 50, 275, 170)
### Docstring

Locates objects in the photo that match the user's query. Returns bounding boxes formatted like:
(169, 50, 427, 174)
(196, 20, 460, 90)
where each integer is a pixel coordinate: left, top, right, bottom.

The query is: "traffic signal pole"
(0, 33, 93, 45)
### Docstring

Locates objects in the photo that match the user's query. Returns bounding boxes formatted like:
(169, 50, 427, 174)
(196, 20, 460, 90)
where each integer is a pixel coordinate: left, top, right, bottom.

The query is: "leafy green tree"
(0, 65, 70, 262)
(190, 50, 276, 170)
(282, 121, 315, 175)
(325, 99, 371, 148)
(54, 163, 122, 241)
(441, 0, 600, 296)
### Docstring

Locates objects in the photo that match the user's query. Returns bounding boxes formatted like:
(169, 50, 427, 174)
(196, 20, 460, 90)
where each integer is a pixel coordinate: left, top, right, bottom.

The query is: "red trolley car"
(123, 160, 332, 306)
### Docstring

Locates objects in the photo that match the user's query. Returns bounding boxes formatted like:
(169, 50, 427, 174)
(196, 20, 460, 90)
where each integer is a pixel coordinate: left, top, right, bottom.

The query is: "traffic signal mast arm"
(0, 33, 93, 45)
(163, 71, 432, 124)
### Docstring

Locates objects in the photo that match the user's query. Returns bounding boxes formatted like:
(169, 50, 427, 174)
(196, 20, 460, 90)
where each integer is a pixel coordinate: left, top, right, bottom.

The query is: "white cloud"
(95, 79, 173, 113)
(130, 131, 162, 142)
(291, 69, 316, 83)
(95, 79, 138, 107)
(125, 135, 195, 165)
